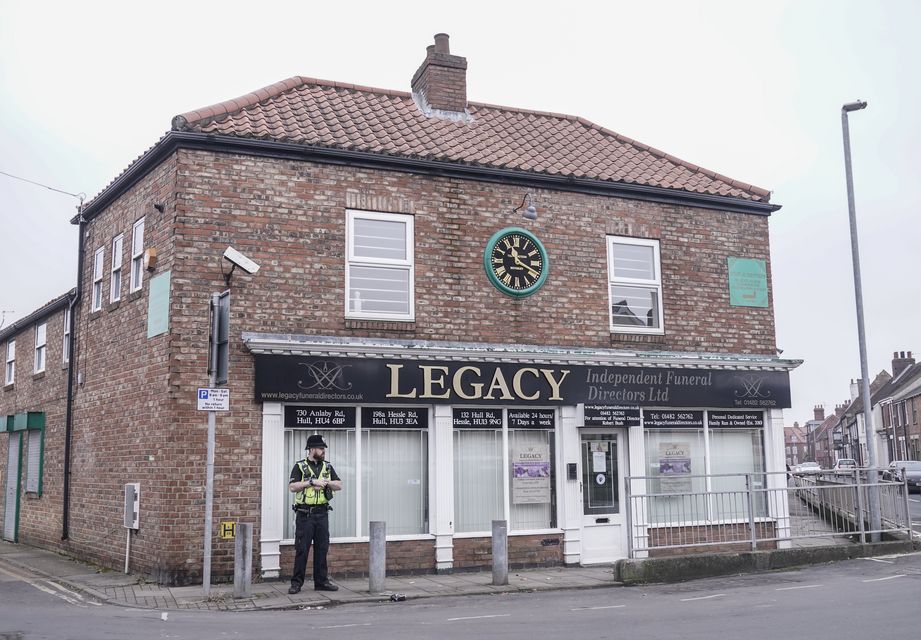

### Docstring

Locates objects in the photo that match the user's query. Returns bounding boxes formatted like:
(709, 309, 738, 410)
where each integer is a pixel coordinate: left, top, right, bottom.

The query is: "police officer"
(288, 434, 341, 594)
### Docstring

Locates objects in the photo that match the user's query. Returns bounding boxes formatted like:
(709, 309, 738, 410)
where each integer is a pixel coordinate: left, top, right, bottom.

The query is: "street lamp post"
(841, 99, 881, 542)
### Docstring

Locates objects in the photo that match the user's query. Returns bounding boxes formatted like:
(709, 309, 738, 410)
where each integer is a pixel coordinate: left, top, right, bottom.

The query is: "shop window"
(4, 340, 14, 385)
(345, 210, 414, 320)
(283, 407, 428, 541)
(361, 428, 428, 536)
(607, 236, 663, 333)
(454, 410, 556, 534)
(643, 428, 707, 523)
(709, 428, 766, 519)
(645, 416, 767, 524)
(509, 428, 555, 530)
(285, 428, 356, 540)
(454, 428, 504, 533)
(130, 217, 145, 293)
(91, 247, 104, 311)
(34, 322, 46, 374)
(110, 234, 123, 302)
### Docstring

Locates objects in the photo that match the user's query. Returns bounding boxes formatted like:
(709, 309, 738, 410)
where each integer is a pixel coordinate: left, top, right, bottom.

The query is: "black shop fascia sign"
(254, 354, 791, 409)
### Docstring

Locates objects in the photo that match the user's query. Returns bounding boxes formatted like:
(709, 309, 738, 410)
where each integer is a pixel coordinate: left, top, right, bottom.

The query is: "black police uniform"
(288, 457, 340, 593)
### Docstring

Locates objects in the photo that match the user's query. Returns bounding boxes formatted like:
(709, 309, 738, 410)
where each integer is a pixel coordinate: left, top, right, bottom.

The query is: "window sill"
(32, 371, 45, 381)
(453, 529, 563, 538)
(345, 319, 415, 332)
(88, 309, 103, 321)
(107, 300, 122, 312)
(127, 289, 143, 302)
(25, 491, 42, 500)
(610, 332, 667, 345)
(2, 382, 12, 392)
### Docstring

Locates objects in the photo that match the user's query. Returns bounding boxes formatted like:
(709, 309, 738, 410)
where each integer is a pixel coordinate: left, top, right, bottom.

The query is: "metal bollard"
(233, 523, 253, 599)
(369, 521, 386, 593)
(492, 520, 508, 586)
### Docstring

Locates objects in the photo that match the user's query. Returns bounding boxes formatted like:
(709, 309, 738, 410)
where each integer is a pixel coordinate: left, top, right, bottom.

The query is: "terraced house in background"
(1, 34, 800, 585)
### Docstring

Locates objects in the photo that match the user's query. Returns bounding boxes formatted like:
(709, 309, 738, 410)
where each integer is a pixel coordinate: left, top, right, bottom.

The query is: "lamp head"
(842, 100, 868, 112)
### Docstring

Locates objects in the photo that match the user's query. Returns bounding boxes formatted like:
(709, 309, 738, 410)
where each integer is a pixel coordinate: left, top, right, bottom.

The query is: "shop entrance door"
(3, 432, 22, 542)
(580, 431, 626, 564)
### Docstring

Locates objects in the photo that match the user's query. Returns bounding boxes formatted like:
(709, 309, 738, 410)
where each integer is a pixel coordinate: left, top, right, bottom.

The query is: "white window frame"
(91, 246, 105, 311)
(606, 235, 664, 334)
(4, 340, 14, 385)
(34, 322, 46, 374)
(110, 234, 123, 302)
(345, 210, 415, 321)
(130, 217, 145, 292)
(62, 307, 71, 365)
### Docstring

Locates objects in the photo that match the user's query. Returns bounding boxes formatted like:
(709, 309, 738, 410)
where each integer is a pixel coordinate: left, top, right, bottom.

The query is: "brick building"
(876, 352, 921, 462)
(1, 292, 74, 544)
(2, 34, 799, 584)
(784, 422, 808, 468)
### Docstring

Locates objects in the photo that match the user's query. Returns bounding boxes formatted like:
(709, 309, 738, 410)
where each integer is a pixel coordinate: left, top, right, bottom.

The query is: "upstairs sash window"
(607, 236, 663, 333)
(346, 211, 414, 321)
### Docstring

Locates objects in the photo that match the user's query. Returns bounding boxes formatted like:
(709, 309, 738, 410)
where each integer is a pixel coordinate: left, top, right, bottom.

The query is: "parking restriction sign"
(197, 388, 230, 411)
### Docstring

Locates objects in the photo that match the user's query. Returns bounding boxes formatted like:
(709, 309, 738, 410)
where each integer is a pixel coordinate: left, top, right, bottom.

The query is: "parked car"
(882, 460, 921, 493)
(795, 461, 822, 473)
(833, 458, 858, 471)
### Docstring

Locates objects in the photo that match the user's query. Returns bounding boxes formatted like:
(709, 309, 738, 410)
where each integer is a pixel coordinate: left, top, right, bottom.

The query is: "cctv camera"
(223, 246, 260, 275)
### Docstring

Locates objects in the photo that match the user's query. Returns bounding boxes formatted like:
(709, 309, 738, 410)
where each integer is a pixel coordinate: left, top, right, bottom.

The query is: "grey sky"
(1, 0, 919, 426)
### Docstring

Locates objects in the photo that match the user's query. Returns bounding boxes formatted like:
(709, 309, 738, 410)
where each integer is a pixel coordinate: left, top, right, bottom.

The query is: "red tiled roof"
(172, 76, 771, 203)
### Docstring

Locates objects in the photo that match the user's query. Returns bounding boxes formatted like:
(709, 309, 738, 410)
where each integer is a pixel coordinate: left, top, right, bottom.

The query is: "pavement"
(2, 536, 917, 612)
(0, 540, 619, 612)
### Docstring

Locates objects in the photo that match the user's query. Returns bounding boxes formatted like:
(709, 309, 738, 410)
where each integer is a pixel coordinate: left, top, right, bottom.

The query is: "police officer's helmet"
(305, 434, 328, 450)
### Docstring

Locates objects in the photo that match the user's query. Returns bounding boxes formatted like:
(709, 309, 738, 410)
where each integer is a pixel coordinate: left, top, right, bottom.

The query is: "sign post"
(201, 292, 230, 596)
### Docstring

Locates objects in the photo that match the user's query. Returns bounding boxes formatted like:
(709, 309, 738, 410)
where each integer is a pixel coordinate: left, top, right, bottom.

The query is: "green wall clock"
(483, 227, 549, 298)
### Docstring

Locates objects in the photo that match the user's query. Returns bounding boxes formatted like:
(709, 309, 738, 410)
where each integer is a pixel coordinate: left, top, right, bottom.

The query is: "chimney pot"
(434, 33, 450, 54)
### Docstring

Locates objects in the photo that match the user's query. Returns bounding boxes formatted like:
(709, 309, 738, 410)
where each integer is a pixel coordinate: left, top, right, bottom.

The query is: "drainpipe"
(62, 197, 85, 541)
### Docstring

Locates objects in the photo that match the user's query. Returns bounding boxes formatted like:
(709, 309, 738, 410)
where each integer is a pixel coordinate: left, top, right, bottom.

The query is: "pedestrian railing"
(624, 469, 910, 558)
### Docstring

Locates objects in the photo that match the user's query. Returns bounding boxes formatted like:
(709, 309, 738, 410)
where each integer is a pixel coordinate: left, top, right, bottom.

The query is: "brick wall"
(454, 534, 563, 570)
(0, 306, 70, 547)
(647, 522, 777, 557)
(276, 539, 436, 581)
(172, 149, 776, 354)
(65, 154, 184, 581)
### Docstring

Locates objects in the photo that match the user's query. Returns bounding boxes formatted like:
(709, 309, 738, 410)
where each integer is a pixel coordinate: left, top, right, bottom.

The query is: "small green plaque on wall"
(147, 270, 171, 338)
(727, 257, 768, 308)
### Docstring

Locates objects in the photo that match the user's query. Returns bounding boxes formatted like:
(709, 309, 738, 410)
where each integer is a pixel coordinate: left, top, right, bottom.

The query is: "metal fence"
(624, 470, 911, 558)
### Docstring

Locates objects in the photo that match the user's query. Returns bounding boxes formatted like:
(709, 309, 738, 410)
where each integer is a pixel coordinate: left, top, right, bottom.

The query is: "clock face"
(484, 227, 549, 297)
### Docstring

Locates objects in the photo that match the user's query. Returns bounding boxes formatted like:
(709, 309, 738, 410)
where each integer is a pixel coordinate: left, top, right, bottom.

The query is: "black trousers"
(290, 510, 330, 588)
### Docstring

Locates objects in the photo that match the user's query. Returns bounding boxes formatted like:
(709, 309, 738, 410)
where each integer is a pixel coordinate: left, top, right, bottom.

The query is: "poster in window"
(512, 444, 551, 504)
(658, 442, 692, 493)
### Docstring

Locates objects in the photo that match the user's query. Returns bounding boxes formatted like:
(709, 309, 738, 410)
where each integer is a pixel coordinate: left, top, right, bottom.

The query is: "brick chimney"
(813, 405, 825, 422)
(835, 403, 846, 418)
(411, 33, 468, 114)
(892, 350, 915, 378)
